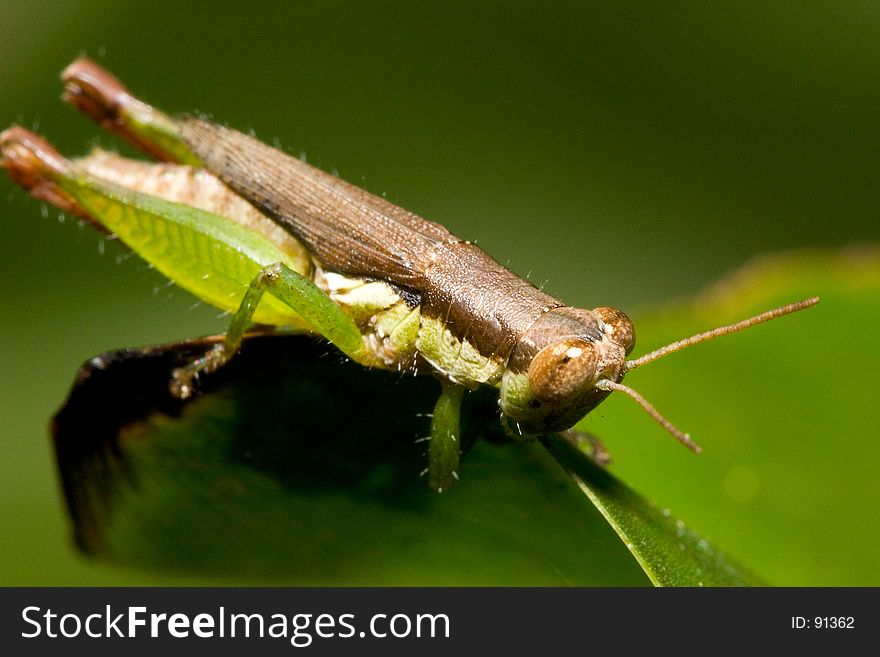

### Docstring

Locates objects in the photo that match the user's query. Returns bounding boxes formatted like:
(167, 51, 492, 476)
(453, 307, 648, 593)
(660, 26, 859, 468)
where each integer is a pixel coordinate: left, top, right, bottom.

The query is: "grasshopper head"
(499, 306, 635, 435)
(500, 296, 818, 452)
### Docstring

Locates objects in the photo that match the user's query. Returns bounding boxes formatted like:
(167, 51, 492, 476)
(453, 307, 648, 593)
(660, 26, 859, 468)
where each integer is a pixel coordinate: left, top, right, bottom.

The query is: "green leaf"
(596, 245, 880, 586)
(54, 335, 651, 585)
(53, 334, 757, 585)
(542, 434, 761, 586)
(53, 247, 877, 586)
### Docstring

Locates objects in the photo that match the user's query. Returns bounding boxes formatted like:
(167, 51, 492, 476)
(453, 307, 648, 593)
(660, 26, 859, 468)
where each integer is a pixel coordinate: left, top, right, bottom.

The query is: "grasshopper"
(1, 59, 817, 491)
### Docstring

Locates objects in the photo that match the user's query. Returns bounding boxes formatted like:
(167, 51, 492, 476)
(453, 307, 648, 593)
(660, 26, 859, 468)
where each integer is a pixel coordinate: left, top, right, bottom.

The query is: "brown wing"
(180, 118, 454, 289)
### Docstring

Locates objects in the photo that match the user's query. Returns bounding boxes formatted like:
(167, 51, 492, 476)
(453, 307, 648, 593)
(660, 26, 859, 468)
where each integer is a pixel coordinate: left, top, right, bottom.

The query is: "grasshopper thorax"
(499, 306, 635, 435)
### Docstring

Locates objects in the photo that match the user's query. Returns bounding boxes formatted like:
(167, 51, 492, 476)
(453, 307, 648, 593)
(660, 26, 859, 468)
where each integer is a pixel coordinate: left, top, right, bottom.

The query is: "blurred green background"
(1, 1, 878, 585)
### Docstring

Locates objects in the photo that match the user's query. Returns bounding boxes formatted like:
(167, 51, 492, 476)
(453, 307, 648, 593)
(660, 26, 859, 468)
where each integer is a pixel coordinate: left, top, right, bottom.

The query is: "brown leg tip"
(60, 57, 183, 163)
(60, 57, 132, 127)
(1, 126, 95, 220)
(1, 126, 68, 188)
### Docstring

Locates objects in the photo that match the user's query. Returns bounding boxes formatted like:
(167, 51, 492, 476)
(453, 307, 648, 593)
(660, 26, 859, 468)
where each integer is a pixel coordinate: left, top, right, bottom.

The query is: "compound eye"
(527, 339, 599, 403)
(593, 306, 636, 355)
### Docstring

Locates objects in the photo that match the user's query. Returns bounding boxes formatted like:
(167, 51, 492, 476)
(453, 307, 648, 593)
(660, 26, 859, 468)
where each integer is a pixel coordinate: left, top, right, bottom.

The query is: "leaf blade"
(543, 433, 763, 586)
(53, 334, 651, 585)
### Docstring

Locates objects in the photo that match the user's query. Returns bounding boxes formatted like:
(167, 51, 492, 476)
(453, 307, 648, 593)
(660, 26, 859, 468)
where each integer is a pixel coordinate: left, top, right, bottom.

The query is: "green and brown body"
(2, 58, 816, 492)
(0, 59, 640, 492)
(176, 119, 635, 433)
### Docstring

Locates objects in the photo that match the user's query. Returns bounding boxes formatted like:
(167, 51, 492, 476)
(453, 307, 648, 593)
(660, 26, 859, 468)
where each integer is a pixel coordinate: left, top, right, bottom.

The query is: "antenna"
(625, 297, 819, 372)
(595, 379, 702, 453)
(601, 297, 818, 453)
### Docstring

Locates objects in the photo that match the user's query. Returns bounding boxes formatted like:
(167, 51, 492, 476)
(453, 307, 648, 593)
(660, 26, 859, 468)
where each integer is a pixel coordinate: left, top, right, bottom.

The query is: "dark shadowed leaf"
(53, 335, 646, 585)
(53, 332, 757, 585)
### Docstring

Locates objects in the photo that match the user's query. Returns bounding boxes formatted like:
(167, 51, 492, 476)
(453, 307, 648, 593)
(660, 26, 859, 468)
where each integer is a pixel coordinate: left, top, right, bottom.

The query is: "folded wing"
(180, 118, 454, 290)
